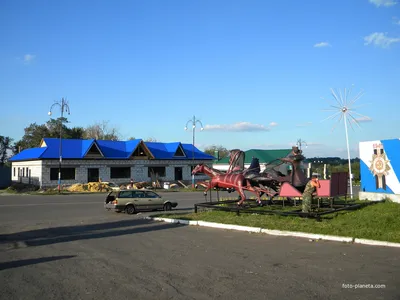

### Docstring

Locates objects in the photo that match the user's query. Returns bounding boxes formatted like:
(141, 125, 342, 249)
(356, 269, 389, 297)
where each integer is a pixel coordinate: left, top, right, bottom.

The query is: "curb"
(148, 217, 400, 248)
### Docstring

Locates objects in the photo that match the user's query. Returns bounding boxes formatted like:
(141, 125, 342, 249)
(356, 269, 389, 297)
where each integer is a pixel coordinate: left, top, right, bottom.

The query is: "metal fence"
(0, 166, 11, 189)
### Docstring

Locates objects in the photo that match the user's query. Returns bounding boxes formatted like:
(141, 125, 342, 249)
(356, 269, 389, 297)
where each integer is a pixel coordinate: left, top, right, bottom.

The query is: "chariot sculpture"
(192, 146, 308, 206)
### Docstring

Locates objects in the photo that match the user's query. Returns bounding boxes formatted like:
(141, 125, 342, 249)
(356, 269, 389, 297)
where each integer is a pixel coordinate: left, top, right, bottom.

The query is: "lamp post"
(184, 115, 204, 188)
(296, 138, 307, 151)
(48, 98, 70, 193)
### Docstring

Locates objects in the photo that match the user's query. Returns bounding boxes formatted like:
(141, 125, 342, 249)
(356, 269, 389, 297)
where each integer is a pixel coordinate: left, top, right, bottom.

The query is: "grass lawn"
(155, 199, 400, 243)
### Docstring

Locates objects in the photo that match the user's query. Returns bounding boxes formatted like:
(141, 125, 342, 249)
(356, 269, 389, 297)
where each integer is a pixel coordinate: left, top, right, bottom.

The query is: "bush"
(7, 183, 39, 193)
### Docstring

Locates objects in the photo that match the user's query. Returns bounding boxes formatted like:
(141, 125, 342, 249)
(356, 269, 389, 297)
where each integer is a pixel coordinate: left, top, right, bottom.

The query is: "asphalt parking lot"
(0, 190, 398, 300)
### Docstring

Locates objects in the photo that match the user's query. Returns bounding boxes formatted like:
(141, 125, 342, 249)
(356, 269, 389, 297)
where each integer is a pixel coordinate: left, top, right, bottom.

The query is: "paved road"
(0, 191, 397, 300)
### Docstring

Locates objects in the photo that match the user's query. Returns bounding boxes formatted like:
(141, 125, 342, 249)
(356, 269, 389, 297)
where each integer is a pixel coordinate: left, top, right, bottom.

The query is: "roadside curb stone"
(148, 216, 400, 248)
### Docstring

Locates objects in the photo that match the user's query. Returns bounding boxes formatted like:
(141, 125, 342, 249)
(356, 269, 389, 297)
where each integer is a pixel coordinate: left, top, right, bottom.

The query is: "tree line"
(0, 119, 149, 165)
(0, 118, 361, 177)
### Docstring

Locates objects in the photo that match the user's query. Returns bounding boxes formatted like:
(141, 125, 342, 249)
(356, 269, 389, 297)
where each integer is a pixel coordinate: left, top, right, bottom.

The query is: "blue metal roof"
(9, 147, 47, 161)
(96, 140, 132, 158)
(181, 143, 215, 160)
(9, 138, 215, 161)
(40, 138, 95, 159)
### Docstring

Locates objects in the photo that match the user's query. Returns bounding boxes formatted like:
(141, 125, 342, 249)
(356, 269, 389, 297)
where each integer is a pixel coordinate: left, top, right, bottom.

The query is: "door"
(174, 167, 183, 180)
(131, 190, 148, 210)
(145, 191, 164, 210)
(88, 168, 99, 182)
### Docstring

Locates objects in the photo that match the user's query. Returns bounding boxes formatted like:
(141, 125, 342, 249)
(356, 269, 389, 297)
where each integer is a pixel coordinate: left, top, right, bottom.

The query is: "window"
(110, 167, 131, 179)
(148, 167, 166, 177)
(13, 168, 15, 177)
(145, 191, 159, 198)
(132, 191, 145, 198)
(50, 168, 76, 180)
(22, 168, 25, 177)
(26, 167, 28, 177)
(118, 191, 133, 198)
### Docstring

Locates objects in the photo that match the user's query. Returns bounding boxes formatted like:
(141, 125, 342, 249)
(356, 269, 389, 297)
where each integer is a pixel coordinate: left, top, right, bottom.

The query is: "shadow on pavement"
(0, 255, 76, 271)
(0, 218, 185, 248)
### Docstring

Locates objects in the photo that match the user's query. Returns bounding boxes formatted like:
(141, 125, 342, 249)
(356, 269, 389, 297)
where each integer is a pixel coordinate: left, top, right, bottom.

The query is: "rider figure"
(301, 175, 321, 213)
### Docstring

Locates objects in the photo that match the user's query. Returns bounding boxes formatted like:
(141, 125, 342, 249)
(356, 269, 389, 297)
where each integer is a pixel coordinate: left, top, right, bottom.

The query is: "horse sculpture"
(193, 146, 308, 206)
(192, 164, 262, 205)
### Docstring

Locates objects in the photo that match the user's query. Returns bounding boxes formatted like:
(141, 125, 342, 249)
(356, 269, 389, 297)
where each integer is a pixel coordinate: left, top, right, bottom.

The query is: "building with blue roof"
(9, 138, 215, 188)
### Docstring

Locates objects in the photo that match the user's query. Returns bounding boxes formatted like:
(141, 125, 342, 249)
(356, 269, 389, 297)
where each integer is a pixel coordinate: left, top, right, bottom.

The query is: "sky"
(1, 0, 399, 159)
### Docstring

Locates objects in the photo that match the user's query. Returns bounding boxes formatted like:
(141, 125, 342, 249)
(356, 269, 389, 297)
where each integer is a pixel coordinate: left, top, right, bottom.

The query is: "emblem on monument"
(369, 143, 390, 190)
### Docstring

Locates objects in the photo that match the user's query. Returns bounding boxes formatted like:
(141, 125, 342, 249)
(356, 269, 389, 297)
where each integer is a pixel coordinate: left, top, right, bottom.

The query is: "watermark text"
(342, 283, 386, 289)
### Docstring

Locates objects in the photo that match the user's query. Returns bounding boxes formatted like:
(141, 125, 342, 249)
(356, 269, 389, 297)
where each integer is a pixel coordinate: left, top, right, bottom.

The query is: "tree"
(15, 122, 50, 151)
(144, 137, 158, 142)
(203, 145, 229, 160)
(13, 118, 85, 153)
(83, 121, 121, 140)
(0, 136, 13, 165)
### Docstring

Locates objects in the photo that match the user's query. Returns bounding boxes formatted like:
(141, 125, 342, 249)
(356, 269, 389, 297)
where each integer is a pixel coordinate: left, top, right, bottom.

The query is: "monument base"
(359, 192, 400, 204)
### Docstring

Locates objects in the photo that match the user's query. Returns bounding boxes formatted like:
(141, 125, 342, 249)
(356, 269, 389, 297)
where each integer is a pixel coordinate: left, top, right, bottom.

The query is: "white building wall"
(13, 158, 211, 188)
(11, 161, 43, 186)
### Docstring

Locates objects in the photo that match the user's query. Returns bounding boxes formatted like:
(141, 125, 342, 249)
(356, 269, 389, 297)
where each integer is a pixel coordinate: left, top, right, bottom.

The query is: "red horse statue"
(192, 164, 262, 206)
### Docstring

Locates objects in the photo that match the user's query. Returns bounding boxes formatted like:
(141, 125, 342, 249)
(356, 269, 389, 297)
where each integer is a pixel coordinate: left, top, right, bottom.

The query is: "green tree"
(203, 145, 229, 159)
(13, 117, 85, 153)
(0, 136, 13, 165)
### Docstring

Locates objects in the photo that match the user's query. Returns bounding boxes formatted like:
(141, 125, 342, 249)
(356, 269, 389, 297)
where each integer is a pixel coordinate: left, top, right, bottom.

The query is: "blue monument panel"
(359, 139, 400, 194)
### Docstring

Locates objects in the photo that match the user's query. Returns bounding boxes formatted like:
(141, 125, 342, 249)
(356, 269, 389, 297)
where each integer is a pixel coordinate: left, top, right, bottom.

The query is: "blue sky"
(1, 0, 399, 158)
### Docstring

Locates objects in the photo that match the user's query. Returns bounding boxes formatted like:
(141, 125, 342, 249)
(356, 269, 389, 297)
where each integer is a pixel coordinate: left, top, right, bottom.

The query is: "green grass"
(155, 199, 400, 243)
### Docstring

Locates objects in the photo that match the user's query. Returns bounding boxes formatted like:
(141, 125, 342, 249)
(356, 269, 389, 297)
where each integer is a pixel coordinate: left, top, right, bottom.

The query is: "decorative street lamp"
(48, 98, 70, 193)
(184, 115, 204, 188)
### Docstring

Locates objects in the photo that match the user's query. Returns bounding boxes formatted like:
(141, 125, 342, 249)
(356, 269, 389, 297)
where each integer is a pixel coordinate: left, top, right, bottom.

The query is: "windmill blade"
(348, 102, 371, 110)
(347, 84, 355, 101)
(330, 88, 343, 107)
(322, 111, 341, 122)
(331, 113, 344, 132)
(348, 113, 363, 130)
(339, 88, 344, 106)
(351, 111, 371, 120)
(347, 90, 364, 108)
(346, 114, 357, 132)
(321, 105, 341, 111)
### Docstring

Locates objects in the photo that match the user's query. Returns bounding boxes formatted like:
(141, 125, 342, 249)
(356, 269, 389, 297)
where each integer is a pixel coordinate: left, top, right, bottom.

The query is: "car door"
(145, 191, 164, 210)
(131, 191, 147, 211)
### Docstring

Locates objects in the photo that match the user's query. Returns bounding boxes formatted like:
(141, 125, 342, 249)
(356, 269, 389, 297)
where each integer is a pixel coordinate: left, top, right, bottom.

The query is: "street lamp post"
(48, 98, 70, 193)
(184, 115, 204, 188)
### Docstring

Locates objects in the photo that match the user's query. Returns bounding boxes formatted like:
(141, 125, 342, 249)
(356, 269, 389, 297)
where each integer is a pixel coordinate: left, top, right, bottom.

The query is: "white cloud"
(23, 54, 36, 63)
(393, 17, 400, 25)
(204, 122, 271, 132)
(269, 122, 278, 127)
(304, 142, 324, 147)
(314, 42, 331, 48)
(369, 0, 397, 7)
(355, 116, 372, 122)
(296, 122, 313, 127)
(364, 32, 400, 48)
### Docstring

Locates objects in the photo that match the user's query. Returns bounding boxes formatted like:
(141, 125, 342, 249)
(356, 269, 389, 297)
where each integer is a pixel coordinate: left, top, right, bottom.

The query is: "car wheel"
(125, 205, 136, 214)
(163, 203, 172, 211)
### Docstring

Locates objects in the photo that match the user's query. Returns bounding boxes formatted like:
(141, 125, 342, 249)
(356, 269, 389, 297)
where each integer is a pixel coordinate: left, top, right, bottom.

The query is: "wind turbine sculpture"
(322, 85, 371, 199)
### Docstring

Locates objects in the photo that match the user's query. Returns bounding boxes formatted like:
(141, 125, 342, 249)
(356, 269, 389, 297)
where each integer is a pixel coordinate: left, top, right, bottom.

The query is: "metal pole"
(58, 101, 63, 193)
(192, 116, 195, 188)
(343, 114, 353, 199)
(49, 98, 70, 194)
(185, 115, 204, 189)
